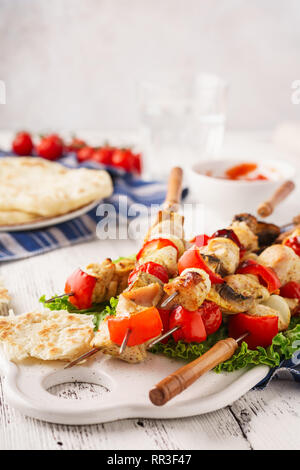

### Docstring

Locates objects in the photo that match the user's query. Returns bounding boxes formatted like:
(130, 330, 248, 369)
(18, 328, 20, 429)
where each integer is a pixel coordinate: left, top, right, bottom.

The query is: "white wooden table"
(0, 131, 299, 450)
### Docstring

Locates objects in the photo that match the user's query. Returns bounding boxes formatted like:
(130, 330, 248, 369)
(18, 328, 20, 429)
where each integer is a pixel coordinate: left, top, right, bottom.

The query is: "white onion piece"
(262, 295, 291, 331)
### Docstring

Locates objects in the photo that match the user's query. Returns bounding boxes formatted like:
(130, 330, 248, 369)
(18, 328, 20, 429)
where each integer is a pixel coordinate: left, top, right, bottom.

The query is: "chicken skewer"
(65, 167, 185, 368)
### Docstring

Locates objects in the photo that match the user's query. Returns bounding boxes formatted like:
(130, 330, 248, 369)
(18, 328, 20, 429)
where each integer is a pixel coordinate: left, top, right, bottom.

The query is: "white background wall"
(0, 0, 299, 132)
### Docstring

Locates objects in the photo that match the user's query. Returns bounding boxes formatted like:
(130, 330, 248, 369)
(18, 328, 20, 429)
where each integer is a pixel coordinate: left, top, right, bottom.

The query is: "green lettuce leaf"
(39, 294, 118, 331)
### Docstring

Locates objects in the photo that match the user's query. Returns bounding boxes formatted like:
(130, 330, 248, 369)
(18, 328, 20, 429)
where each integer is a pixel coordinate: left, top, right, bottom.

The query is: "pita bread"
(0, 279, 10, 316)
(0, 157, 113, 219)
(0, 310, 95, 362)
(0, 210, 40, 226)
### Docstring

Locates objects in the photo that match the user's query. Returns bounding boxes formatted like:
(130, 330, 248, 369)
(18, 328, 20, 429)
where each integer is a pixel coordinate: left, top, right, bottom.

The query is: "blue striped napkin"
(254, 357, 300, 389)
(0, 152, 176, 262)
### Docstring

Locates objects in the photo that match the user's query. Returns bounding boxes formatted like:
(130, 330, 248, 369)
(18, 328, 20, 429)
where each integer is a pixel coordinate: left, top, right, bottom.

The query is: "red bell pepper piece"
(128, 262, 169, 285)
(237, 259, 280, 293)
(65, 268, 97, 309)
(136, 238, 179, 261)
(178, 246, 224, 284)
(107, 307, 163, 347)
(194, 234, 210, 247)
(285, 236, 300, 257)
(228, 313, 279, 349)
(280, 281, 300, 300)
(157, 308, 171, 343)
(169, 306, 207, 343)
(198, 301, 222, 336)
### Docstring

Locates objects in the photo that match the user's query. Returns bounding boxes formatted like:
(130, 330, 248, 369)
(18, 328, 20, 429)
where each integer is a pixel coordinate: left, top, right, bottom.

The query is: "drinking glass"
(191, 74, 228, 158)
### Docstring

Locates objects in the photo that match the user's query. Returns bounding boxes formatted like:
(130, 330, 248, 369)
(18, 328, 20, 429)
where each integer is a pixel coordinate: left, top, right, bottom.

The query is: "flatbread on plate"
(0, 157, 113, 221)
(0, 310, 95, 362)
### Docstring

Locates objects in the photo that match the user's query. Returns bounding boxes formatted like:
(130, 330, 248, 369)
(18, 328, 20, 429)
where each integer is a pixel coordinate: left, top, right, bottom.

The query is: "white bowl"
(186, 159, 296, 218)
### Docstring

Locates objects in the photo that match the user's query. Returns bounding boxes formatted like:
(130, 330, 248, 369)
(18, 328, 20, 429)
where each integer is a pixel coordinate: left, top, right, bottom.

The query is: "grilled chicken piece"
(139, 245, 178, 277)
(224, 274, 270, 303)
(85, 257, 135, 303)
(230, 221, 258, 252)
(128, 271, 163, 291)
(207, 283, 254, 313)
(200, 238, 240, 275)
(258, 245, 300, 284)
(123, 282, 163, 307)
(92, 321, 148, 363)
(163, 268, 211, 311)
(232, 213, 280, 248)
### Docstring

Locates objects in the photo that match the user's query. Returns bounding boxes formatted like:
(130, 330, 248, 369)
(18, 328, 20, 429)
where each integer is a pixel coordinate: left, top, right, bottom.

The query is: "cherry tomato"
(237, 259, 281, 293)
(77, 146, 95, 163)
(169, 306, 207, 343)
(228, 313, 278, 349)
(131, 153, 142, 174)
(198, 301, 222, 336)
(111, 148, 134, 172)
(285, 236, 300, 257)
(65, 137, 86, 153)
(128, 262, 169, 285)
(12, 132, 33, 155)
(92, 146, 115, 165)
(107, 307, 163, 346)
(280, 281, 300, 300)
(37, 134, 64, 160)
(178, 246, 224, 284)
(65, 268, 97, 309)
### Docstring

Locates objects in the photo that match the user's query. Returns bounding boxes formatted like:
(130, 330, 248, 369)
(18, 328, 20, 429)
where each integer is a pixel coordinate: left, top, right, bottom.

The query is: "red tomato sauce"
(224, 163, 268, 181)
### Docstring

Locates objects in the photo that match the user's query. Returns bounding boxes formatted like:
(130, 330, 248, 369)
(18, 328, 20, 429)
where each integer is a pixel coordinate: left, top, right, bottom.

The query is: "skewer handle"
(149, 337, 238, 406)
(257, 180, 295, 218)
(163, 167, 183, 211)
(293, 214, 300, 226)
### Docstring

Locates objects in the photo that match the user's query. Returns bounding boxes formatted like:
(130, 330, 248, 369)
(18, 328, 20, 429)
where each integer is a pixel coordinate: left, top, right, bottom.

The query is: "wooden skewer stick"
(163, 166, 183, 212)
(149, 333, 248, 406)
(257, 180, 295, 218)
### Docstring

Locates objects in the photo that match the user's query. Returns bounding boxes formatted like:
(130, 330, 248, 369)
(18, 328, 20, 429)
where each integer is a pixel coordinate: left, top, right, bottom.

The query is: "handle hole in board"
(47, 381, 111, 401)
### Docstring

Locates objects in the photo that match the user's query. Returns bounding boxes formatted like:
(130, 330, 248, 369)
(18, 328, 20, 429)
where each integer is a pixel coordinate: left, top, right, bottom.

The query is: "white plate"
(0, 199, 102, 232)
(0, 352, 269, 425)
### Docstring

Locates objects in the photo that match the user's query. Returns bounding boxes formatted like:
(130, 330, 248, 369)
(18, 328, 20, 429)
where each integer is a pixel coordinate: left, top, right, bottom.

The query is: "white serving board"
(0, 351, 269, 425)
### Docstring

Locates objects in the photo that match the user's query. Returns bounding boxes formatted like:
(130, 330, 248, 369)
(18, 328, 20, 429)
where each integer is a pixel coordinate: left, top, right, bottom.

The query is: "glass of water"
(138, 74, 227, 178)
(191, 74, 228, 158)
(139, 79, 193, 179)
